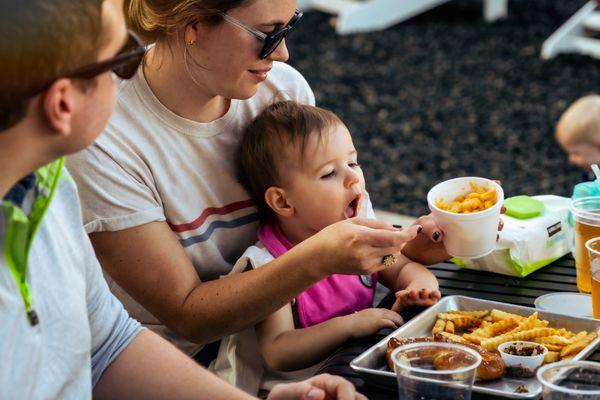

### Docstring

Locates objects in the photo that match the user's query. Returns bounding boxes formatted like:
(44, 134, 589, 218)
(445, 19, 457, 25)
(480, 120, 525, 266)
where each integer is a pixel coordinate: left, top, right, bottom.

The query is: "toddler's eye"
(349, 162, 360, 168)
(321, 170, 335, 179)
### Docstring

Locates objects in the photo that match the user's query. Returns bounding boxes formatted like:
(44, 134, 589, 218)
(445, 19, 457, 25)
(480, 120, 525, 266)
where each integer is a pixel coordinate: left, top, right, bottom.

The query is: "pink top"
(258, 222, 377, 328)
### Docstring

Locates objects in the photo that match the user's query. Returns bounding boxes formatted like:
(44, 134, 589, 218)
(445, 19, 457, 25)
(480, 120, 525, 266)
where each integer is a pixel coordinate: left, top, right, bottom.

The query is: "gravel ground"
(287, 0, 600, 217)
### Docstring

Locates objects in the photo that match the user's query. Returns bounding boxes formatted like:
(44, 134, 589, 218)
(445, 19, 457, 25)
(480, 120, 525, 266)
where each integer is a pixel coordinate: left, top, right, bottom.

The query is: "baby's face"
(282, 122, 366, 235)
(560, 139, 600, 171)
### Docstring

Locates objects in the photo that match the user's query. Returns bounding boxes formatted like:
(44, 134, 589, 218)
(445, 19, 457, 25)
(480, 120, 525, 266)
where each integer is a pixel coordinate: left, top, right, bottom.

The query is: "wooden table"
(316, 255, 600, 399)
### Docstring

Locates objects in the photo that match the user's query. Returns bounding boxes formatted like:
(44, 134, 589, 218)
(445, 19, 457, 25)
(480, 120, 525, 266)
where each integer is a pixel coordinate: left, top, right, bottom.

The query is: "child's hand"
(347, 308, 403, 339)
(392, 287, 441, 312)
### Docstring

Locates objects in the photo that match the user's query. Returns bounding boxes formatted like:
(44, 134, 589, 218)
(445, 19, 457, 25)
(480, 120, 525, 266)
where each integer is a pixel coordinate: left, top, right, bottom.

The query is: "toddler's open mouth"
(344, 194, 361, 219)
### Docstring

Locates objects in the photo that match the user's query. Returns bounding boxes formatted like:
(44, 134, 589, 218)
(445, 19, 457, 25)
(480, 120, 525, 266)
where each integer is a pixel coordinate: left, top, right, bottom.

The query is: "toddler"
(556, 94, 600, 179)
(212, 101, 440, 395)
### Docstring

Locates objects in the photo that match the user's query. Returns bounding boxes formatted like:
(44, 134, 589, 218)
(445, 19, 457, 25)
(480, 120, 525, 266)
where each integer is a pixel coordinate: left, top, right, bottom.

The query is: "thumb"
(303, 387, 325, 400)
(269, 382, 325, 400)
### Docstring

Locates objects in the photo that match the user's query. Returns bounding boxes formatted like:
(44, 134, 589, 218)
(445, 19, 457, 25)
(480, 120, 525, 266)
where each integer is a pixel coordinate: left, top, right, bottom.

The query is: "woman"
(67, 0, 448, 360)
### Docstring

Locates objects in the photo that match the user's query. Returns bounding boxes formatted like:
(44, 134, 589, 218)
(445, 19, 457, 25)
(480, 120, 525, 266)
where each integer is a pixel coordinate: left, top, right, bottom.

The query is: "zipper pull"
(27, 309, 39, 326)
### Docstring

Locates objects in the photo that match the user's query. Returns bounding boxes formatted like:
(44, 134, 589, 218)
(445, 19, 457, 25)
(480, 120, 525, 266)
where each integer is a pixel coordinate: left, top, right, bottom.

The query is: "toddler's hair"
(556, 94, 600, 145)
(240, 100, 343, 221)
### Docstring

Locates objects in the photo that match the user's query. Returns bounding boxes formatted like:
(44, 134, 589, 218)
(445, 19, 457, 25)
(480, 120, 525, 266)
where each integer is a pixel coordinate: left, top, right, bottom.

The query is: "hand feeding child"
(212, 101, 440, 395)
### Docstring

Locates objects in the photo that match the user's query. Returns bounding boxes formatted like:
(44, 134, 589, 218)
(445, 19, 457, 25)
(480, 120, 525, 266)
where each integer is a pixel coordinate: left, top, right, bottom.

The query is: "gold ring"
(382, 254, 396, 267)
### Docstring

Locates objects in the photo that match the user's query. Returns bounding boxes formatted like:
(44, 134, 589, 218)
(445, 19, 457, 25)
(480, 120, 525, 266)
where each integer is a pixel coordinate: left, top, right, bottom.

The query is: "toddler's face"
(282, 123, 366, 235)
(561, 140, 600, 171)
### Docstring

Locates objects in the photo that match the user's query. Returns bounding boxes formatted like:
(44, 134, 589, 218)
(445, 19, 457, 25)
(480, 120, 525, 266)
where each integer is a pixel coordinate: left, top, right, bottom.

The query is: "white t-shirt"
(211, 243, 321, 397)
(67, 61, 315, 355)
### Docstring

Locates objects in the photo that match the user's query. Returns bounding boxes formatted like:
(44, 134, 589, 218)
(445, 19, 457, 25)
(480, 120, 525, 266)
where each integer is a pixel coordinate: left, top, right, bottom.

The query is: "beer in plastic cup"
(570, 197, 600, 293)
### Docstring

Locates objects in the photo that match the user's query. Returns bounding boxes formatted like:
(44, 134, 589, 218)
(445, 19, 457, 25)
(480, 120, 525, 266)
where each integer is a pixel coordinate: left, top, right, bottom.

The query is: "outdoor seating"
(316, 254, 600, 398)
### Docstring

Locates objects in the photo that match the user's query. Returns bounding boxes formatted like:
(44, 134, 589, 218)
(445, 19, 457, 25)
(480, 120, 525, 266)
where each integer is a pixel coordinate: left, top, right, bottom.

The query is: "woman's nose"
(268, 38, 289, 62)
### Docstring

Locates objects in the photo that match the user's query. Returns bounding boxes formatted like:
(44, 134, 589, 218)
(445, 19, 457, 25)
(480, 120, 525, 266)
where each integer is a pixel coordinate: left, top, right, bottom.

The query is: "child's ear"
(42, 78, 75, 137)
(264, 186, 294, 217)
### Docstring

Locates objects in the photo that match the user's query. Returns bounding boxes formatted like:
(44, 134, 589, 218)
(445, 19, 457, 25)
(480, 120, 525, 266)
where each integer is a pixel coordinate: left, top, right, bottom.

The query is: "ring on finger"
(382, 254, 397, 267)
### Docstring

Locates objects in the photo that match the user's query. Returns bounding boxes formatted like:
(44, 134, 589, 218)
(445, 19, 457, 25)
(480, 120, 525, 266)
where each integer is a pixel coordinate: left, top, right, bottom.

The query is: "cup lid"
(534, 292, 593, 318)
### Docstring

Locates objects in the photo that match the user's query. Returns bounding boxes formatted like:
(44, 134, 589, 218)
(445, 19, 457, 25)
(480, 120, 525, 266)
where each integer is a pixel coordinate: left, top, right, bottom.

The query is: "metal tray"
(350, 295, 600, 399)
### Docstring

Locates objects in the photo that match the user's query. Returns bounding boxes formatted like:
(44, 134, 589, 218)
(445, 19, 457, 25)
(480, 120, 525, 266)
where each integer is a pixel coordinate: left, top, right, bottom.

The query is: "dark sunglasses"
(66, 30, 146, 81)
(20, 30, 145, 101)
(219, 10, 303, 59)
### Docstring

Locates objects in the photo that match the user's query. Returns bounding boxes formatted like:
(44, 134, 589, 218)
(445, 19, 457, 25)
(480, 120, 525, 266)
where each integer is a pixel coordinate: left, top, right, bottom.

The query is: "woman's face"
(188, 0, 297, 100)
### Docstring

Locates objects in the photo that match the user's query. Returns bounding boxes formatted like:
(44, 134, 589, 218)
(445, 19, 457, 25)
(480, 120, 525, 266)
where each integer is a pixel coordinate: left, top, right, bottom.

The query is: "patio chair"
(541, 1, 600, 60)
(297, 0, 508, 34)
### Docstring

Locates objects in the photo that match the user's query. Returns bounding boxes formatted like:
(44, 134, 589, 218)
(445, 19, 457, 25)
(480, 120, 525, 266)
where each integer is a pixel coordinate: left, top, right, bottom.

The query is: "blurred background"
(287, 0, 599, 217)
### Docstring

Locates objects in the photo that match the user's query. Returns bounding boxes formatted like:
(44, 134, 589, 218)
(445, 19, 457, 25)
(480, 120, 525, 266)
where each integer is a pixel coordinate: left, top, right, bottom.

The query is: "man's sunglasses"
(23, 30, 145, 100)
(66, 30, 146, 81)
(219, 10, 303, 59)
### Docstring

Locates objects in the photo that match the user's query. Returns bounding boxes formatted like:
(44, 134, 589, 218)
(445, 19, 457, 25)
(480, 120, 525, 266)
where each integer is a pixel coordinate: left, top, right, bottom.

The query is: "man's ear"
(264, 186, 295, 217)
(42, 78, 75, 137)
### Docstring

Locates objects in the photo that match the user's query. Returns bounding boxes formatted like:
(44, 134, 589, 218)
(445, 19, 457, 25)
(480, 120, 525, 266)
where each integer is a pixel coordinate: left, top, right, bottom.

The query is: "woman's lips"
(249, 68, 271, 81)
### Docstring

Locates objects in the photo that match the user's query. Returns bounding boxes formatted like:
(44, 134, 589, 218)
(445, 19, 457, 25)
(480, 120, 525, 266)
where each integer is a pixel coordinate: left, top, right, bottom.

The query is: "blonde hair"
(125, 0, 249, 43)
(556, 94, 600, 145)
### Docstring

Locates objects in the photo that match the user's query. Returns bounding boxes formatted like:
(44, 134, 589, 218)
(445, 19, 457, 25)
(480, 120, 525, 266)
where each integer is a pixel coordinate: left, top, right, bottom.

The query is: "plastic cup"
(585, 237, 600, 319)
(391, 342, 481, 400)
(571, 197, 600, 293)
(427, 177, 504, 258)
(537, 361, 600, 399)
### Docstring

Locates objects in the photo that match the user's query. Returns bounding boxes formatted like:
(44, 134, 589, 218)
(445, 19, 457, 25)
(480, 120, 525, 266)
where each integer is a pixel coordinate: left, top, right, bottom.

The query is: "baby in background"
(212, 101, 440, 395)
(556, 94, 600, 178)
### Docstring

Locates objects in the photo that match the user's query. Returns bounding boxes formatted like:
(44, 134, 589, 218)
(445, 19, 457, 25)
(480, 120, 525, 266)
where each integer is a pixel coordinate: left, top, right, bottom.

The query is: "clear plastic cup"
(391, 342, 482, 400)
(537, 361, 600, 399)
(585, 237, 600, 319)
(427, 177, 504, 258)
(571, 197, 600, 293)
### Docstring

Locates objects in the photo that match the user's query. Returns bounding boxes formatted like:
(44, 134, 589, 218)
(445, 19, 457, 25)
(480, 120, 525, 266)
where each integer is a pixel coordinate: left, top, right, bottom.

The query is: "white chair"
(297, 0, 508, 35)
(541, 1, 600, 60)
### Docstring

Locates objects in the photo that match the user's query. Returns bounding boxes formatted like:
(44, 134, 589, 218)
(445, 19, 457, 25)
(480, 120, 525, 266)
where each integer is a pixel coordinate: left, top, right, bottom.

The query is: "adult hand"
(302, 218, 421, 277)
(401, 211, 505, 265)
(400, 214, 449, 265)
(267, 374, 367, 400)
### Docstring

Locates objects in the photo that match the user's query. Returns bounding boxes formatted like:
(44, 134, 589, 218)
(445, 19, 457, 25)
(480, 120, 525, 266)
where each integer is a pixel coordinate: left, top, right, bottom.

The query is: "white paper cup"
(427, 177, 504, 259)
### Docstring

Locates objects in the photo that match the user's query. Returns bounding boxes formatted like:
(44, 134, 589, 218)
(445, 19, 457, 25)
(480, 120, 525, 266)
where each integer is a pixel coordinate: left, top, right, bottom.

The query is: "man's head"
(0, 0, 132, 158)
(240, 101, 365, 242)
(556, 95, 600, 171)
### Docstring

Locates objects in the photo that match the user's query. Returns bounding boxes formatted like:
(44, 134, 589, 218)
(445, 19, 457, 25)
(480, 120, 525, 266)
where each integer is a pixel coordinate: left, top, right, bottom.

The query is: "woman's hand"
(401, 211, 505, 265)
(301, 219, 421, 278)
(392, 287, 441, 312)
(267, 374, 367, 400)
(400, 214, 449, 265)
(346, 308, 404, 339)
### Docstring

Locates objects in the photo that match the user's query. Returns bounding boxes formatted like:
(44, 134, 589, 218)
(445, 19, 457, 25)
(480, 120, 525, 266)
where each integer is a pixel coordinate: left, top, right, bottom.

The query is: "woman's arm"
(256, 304, 402, 372)
(91, 219, 419, 344)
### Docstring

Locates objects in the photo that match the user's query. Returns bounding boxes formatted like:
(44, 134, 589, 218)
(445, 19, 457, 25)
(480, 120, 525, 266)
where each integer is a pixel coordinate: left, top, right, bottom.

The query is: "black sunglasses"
(220, 10, 303, 59)
(66, 30, 146, 81)
(19, 30, 145, 101)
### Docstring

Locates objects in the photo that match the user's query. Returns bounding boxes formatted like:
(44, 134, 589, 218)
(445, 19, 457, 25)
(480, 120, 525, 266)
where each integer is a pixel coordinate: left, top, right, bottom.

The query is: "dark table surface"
(316, 255, 600, 399)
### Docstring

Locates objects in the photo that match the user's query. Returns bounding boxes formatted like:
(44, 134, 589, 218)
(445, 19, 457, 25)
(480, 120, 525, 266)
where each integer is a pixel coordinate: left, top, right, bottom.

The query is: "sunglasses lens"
(261, 32, 286, 59)
(112, 52, 144, 79)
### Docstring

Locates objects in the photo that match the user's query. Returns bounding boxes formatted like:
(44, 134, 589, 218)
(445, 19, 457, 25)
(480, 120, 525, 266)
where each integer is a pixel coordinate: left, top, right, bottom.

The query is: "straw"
(592, 164, 600, 183)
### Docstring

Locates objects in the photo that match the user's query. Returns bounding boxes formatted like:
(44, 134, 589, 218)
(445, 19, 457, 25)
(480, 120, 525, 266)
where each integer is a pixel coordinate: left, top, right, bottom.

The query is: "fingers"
(268, 381, 325, 400)
(306, 374, 359, 400)
(498, 218, 504, 231)
(414, 215, 443, 243)
(352, 217, 395, 231)
(363, 224, 421, 249)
